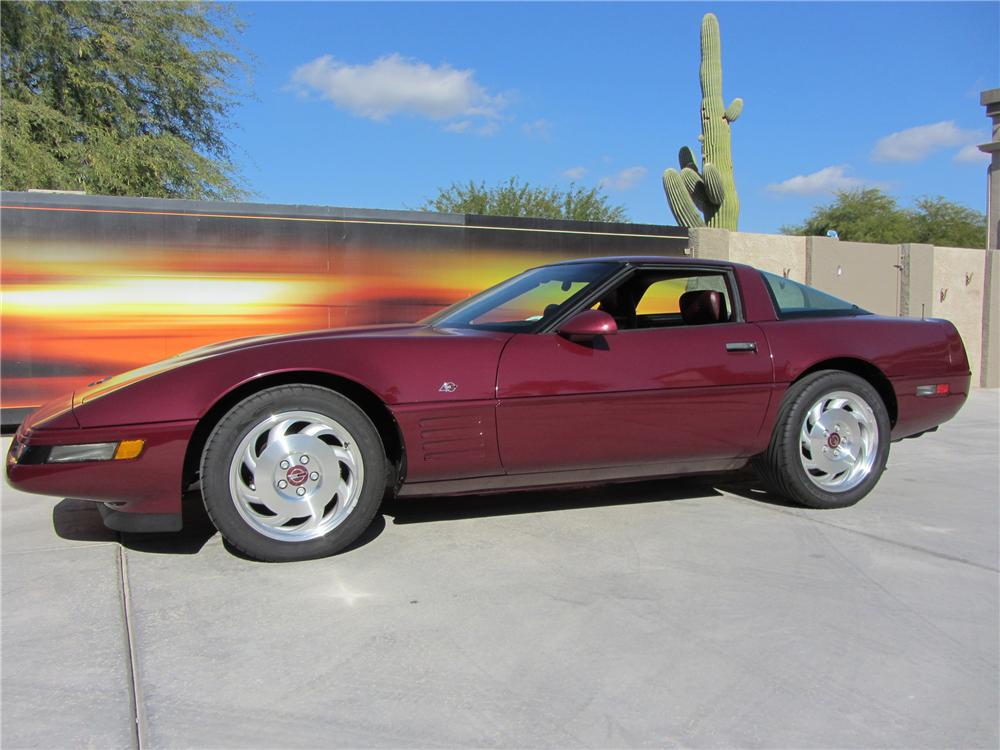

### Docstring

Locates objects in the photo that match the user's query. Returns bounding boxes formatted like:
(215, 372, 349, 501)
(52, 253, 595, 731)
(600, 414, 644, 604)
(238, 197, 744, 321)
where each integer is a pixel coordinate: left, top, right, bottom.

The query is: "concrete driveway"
(2, 390, 998, 749)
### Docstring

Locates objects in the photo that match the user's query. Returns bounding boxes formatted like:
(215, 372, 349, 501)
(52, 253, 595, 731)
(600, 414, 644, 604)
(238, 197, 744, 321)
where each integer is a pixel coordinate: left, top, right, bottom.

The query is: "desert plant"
(662, 13, 742, 229)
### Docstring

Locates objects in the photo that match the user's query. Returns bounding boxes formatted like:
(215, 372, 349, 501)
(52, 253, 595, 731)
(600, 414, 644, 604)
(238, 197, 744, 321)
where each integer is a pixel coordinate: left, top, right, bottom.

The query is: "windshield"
(425, 261, 620, 333)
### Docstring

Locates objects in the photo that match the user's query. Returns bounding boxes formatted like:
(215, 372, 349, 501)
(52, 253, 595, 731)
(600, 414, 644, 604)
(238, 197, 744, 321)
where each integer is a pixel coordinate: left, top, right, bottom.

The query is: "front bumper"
(6, 419, 198, 525)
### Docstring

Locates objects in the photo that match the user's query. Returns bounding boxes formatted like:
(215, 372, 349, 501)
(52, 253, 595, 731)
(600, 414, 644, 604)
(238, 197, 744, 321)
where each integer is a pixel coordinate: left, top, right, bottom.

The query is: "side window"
(761, 271, 866, 318)
(765, 274, 806, 310)
(635, 279, 688, 315)
(595, 270, 734, 330)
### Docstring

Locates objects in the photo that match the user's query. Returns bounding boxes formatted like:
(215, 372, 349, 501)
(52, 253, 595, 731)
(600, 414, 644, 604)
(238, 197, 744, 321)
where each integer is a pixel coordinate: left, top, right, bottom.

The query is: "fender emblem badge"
(439, 382, 458, 393)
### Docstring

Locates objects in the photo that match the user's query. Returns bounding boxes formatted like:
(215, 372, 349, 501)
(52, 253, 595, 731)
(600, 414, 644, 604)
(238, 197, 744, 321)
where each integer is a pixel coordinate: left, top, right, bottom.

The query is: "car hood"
(19, 390, 79, 432)
(168, 323, 429, 362)
(71, 322, 489, 412)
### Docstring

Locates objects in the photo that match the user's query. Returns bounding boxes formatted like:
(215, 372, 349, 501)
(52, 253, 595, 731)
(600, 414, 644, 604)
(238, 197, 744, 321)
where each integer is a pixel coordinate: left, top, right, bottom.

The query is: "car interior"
(594, 270, 733, 329)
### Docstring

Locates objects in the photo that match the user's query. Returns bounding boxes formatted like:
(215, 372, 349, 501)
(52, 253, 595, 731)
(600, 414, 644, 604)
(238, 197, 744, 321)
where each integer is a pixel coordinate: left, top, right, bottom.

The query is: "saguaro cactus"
(663, 13, 742, 229)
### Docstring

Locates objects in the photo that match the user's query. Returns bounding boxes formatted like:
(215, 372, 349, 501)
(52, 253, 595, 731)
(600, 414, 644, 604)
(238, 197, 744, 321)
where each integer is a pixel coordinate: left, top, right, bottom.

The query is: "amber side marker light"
(114, 439, 146, 460)
(916, 384, 950, 397)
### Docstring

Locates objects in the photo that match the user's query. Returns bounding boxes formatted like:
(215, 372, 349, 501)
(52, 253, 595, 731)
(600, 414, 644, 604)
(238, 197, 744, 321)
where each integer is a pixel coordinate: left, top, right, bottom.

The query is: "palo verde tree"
(1, 1, 250, 199)
(423, 177, 629, 222)
(781, 189, 987, 249)
(907, 196, 988, 249)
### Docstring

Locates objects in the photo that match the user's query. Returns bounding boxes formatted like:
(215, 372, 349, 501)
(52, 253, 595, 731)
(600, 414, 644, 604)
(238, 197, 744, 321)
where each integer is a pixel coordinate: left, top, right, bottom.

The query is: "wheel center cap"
(286, 465, 309, 486)
(827, 433, 842, 449)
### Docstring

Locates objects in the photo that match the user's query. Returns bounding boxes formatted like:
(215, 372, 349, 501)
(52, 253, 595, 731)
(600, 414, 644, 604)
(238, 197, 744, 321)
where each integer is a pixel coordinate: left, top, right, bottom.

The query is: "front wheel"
(200, 385, 387, 561)
(753, 371, 891, 509)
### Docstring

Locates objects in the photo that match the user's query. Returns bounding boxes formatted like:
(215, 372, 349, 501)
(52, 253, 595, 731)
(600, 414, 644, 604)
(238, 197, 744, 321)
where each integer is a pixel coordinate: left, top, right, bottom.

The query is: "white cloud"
(767, 165, 870, 196)
(954, 143, 990, 164)
(290, 53, 506, 126)
(871, 121, 979, 162)
(562, 166, 587, 180)
(599, 166, 647, 191)
(522, 118, 552, 139)
(444, 119, 498, 137)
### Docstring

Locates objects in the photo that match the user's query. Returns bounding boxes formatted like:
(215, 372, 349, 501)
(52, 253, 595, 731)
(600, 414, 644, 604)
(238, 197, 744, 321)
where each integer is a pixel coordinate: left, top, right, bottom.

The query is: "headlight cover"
(45, 440, 145, 463)
(48, 443, 118, 463)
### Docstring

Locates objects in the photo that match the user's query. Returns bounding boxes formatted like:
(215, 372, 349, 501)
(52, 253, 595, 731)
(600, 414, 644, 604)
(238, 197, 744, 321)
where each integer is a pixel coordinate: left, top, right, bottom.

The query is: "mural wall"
(0, 192, 687, 419)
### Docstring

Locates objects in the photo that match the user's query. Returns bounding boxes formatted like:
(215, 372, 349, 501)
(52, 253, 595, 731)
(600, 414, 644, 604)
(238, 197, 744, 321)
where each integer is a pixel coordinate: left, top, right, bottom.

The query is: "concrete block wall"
(931, 246, 987, 385)
(690, 227, 998, 388)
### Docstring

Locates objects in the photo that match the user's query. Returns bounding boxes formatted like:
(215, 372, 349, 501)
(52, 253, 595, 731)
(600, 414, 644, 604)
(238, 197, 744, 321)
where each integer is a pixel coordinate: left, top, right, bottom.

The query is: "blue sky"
(229, 2, 998, 232)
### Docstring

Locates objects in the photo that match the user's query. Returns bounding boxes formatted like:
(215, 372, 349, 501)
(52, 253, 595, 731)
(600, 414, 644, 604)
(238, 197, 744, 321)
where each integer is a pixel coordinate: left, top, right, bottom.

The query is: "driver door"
(494, 266, 774, 474)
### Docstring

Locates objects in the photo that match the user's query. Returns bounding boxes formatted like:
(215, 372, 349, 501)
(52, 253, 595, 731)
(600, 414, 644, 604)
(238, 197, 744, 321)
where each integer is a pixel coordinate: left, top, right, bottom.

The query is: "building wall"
(691, 228, 997, 387)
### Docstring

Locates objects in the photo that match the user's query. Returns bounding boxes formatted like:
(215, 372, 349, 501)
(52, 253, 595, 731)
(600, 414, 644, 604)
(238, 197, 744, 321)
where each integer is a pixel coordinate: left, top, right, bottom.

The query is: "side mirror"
(557, 309, 618, 339)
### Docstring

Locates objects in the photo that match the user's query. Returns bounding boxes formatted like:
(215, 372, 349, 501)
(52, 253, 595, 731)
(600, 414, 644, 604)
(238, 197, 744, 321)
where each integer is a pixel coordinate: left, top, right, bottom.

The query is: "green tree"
(782, 188, 986, 249)
(908, 196, 987, 248)
(1, 1, 249, 199)
(780, 188, 910, 244)
(423, 177, 629, 222)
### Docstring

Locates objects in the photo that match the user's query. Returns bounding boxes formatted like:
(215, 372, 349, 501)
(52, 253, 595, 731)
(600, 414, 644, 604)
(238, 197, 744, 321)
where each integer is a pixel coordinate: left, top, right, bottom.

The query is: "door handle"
(725, 341, 757, 352)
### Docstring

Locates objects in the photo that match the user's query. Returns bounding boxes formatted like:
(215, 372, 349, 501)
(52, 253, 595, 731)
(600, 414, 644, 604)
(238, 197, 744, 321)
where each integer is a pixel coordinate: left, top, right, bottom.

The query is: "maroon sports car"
(6, 257, 970, 561)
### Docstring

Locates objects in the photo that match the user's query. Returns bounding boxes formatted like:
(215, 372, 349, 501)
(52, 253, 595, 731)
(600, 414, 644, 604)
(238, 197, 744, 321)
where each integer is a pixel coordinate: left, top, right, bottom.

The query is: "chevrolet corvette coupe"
(7, 257, 970, 561)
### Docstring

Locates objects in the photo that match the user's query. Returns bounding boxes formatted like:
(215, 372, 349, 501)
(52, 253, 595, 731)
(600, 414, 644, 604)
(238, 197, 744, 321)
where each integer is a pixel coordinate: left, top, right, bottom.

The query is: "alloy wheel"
(228, 410, 364, 542)
(798, 390, 879, 492)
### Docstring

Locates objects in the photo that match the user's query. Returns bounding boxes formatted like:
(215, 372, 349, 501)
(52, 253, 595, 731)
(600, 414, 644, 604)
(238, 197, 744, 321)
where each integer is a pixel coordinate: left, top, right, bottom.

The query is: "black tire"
(753, 370, 891, 509)
(200, 385, 386, 561)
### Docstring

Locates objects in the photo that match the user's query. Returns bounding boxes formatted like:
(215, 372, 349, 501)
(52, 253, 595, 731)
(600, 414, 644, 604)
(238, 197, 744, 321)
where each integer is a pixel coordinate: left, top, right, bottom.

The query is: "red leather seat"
(679, 290, 729, 325)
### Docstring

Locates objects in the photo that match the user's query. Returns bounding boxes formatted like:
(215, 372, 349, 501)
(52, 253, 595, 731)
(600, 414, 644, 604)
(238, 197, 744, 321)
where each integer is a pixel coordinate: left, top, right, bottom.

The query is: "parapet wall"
(690, 228, 998, 388)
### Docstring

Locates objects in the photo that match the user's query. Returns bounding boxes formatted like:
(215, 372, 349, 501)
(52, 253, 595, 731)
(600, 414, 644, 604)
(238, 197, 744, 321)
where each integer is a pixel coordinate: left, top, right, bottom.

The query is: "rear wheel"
(200, 385, 386, 561)
(754, 371, 890, 509)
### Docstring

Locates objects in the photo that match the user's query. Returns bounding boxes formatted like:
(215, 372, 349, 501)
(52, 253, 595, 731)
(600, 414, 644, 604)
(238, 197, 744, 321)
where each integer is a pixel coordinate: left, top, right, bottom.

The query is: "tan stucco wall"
(688, 227, 730, 261)
(931, 246, 987, 385)
(983, 251, 1000, 387)
(730, 232, 807, 282)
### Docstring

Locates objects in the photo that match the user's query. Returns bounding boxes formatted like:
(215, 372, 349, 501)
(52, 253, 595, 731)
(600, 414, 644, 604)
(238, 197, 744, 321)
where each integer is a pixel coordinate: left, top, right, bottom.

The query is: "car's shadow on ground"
(710, 477, 805, 509)
(51, 491, 389, 558)
(381, 470, 799, 522)
(52, 473, 797, 558)
(53, 493, 219, 555)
